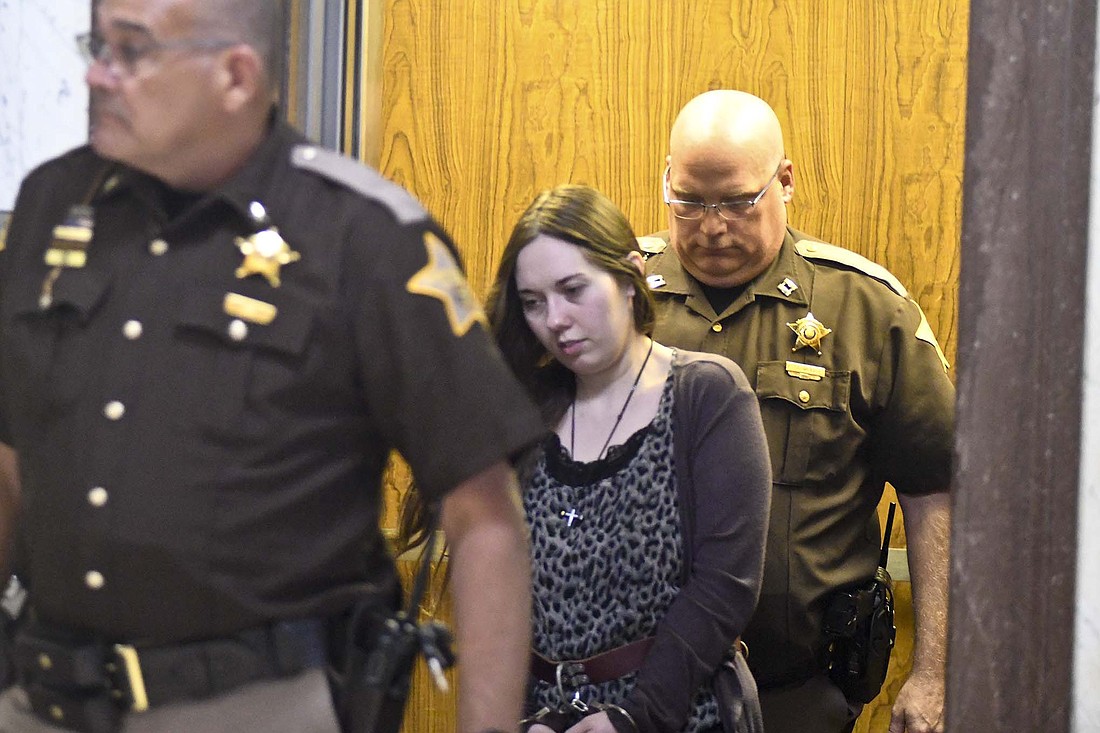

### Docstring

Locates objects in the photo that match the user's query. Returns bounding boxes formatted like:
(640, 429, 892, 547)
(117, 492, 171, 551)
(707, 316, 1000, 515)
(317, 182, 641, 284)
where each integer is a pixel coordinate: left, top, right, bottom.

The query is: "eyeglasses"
(77, 32, 237, 78)
(663, 164, 782, 221)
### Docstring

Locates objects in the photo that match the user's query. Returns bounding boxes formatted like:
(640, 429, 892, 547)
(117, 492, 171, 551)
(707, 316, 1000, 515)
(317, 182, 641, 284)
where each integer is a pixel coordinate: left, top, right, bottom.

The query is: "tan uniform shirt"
(646, 228, 953, 687)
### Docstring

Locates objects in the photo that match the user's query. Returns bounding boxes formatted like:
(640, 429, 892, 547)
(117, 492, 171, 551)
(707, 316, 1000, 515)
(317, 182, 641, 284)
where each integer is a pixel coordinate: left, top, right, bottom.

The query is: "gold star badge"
(406, 232, 488, 337)
(234, 227, 300, 287)
(787, 312, 832, 355)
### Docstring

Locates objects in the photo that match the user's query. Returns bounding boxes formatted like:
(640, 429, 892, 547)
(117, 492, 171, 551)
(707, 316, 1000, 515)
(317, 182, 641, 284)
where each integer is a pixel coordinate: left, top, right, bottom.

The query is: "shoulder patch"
(794, 239, 908, 298)
(406, 231, 488, 337)
(290, 145, 428, 225)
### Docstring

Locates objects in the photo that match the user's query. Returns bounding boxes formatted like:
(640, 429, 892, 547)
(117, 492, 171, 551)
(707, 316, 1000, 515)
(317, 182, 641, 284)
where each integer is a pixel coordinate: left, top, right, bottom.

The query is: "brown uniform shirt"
(0, 121, 544, 644)
(646, 228, 953, 687)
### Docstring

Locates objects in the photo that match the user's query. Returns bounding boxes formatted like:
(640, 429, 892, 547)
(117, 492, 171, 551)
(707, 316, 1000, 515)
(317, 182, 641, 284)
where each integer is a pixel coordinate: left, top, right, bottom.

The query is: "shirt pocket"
(172, 284, 314, 439)
(9, 269, 111, 419)
(754, 360, 856, 486)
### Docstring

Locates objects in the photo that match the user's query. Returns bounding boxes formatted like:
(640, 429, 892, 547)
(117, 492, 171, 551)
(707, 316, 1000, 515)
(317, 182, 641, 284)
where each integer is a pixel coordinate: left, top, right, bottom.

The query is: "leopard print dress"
(524, 357, 721, 732)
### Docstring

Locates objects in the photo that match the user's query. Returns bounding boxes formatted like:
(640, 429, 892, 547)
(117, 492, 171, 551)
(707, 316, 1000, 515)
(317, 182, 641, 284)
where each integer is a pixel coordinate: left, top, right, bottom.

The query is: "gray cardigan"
(621, 350, 771, 732)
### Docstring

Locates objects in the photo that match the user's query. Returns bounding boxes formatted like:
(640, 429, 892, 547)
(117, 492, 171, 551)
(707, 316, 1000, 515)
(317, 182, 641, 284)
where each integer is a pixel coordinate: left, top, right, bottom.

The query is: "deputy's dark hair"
(193, 0, 287, 95)
(485, 184, 654, 428)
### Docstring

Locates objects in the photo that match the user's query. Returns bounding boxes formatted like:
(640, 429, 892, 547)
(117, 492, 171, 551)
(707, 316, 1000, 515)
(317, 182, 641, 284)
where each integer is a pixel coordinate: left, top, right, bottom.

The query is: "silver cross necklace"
(560, 337, 654, 526)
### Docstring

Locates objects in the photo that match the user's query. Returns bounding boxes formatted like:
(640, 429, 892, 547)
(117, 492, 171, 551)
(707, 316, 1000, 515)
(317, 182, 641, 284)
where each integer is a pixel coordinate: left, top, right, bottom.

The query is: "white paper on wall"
(0, 0, 92, 209)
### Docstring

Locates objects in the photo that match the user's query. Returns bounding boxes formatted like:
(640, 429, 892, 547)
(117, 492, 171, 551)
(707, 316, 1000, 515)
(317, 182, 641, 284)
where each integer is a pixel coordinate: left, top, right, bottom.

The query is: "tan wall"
(356, 1, 969, 731)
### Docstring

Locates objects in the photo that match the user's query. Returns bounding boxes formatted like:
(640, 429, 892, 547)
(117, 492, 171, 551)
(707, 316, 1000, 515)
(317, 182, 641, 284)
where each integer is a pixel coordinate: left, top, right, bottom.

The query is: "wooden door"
(348, 2, 970, 730)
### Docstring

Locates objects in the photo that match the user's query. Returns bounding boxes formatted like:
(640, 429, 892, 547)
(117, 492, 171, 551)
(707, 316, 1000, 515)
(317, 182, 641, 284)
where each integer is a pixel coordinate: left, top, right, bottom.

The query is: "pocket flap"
(756, 360, 849, 412)
(15, 269, 111, 322)
(176, 284, 314, 358)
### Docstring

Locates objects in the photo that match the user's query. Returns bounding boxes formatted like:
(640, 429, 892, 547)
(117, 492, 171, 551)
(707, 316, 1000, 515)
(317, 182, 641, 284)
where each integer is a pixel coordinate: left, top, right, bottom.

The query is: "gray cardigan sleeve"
(621, 351, 771, 732)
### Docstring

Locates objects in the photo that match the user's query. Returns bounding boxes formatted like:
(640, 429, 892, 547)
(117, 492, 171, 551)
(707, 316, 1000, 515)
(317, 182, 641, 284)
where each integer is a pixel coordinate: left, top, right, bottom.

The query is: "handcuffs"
(519, 661, 639, 733)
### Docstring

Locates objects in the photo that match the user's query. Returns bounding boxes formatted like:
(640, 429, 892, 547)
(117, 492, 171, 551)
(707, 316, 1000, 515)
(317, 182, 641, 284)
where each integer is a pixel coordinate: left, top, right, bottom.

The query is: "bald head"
(664, 91, 794, 288)
(670, 90, 785, 178)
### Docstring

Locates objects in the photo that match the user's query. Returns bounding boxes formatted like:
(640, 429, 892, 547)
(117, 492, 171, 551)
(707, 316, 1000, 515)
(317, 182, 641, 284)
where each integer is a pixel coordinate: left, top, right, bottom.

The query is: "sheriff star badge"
(787, 312, 832, 355)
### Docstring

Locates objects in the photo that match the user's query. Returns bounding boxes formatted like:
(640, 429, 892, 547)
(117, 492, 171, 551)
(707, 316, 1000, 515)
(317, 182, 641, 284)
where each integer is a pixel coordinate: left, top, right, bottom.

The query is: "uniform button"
(711, 323, 723, 333)
(49, 705, 64, 722)
(37, 653, 52, 671)
(149, 238, 169, 256)
(87, 487, 109, 507)
(798, 390, 811, 403)
(227, 319, 248, 342)
(103, 401, 125, 421)
(85, 571, 105, 590)
(122, 320, 143, 340)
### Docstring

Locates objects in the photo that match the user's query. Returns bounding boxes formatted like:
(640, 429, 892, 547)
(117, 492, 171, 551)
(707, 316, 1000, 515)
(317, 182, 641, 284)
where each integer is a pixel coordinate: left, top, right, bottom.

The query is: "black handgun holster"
(338, 609, 420, 733)
(822, 567, 896, 704)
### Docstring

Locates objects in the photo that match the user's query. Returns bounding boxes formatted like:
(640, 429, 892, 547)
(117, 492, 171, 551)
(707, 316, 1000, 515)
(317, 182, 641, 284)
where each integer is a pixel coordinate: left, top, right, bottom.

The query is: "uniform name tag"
(785, 361, 826, 381)
(224, 292, 278, 325)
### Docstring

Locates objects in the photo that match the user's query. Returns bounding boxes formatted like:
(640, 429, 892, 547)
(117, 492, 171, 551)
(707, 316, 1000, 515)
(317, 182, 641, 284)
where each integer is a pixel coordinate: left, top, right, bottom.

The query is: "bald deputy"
(645, 90, 953, 733)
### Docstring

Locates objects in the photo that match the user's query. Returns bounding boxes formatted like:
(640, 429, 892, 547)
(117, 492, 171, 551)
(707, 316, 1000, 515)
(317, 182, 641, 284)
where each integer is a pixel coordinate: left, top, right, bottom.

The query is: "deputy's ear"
(626, 250, 645, 275)
(218, 44, 266, 112)
(778, 159, 795, 203)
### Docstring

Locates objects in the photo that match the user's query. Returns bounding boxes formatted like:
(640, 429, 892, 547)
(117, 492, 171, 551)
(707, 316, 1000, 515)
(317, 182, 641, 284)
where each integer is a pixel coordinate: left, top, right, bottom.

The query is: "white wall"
(1073, 16, 1100, 733)
(0, 0, 92, 210)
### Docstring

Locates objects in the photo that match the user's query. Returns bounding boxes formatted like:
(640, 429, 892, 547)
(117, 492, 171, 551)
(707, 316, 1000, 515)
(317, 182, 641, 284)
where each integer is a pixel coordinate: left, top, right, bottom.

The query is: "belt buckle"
(554, 662, 589, 714)
(112, 644, 150, 712)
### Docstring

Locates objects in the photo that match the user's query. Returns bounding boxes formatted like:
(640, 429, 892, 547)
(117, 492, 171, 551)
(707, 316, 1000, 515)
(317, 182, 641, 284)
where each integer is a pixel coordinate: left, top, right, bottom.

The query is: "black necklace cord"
(570, 337, 655, 461)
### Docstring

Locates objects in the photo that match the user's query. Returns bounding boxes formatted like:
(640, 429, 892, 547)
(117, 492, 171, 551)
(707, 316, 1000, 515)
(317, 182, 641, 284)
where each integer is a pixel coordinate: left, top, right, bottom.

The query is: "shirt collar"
(648, 228, 810, 310)
(89, 112, 304, 231)
(212, 114, 306, 224)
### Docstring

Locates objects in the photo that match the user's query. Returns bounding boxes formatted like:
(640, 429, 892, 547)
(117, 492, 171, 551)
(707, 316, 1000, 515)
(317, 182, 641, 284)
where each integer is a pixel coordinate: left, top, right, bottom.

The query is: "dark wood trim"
(949, 1, 1096, 730)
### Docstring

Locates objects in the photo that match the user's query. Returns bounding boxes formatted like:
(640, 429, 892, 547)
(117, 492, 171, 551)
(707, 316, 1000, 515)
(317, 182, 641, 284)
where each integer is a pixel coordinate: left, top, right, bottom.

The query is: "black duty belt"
(14, 618, 328, 732)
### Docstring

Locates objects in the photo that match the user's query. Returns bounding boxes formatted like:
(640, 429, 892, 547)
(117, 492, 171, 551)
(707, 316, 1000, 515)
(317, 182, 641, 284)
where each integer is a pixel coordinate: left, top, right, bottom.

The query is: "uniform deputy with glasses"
(0, 0, 543, 731)
(642, 90, 954, 733)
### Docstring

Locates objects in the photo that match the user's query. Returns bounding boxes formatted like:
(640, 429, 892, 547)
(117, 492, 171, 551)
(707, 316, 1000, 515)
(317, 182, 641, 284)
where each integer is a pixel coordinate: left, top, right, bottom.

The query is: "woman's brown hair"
(485, 183, 655, 427)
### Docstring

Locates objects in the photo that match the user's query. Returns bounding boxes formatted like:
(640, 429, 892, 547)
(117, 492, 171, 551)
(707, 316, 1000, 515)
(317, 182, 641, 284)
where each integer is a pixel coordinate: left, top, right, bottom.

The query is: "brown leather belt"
(531, 635, 746, 686)
(531, 637, 655, 685)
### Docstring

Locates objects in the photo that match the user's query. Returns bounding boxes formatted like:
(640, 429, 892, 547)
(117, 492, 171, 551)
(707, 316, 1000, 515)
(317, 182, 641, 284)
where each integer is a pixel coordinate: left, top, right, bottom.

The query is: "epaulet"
(290, 145, 428, 225)
(637, 236, 668, 258)
(794, 239, 908, 298)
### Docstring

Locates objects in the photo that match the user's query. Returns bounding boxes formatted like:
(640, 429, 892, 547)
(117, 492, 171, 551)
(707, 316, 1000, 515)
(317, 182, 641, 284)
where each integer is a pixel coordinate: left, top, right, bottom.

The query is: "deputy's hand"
(527, 725, 557, 733)
(565, 712, 616, 733)
(889, 669, 945, 733)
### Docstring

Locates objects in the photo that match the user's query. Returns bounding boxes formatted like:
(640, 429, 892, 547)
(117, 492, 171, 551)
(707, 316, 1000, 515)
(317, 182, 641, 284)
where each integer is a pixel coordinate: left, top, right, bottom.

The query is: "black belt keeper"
(24, 684, 120, 733)
(14, 618, 329, 733)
